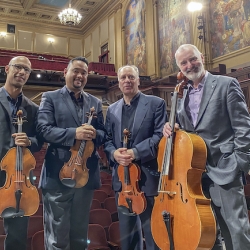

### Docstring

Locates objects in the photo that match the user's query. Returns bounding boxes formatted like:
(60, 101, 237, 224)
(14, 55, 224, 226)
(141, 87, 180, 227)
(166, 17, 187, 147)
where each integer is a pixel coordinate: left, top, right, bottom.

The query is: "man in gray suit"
(105, 65, 167, 250)
(0, 56, 42, 250)
(36, 57, 106, 250)
(163, 44, 250, 249)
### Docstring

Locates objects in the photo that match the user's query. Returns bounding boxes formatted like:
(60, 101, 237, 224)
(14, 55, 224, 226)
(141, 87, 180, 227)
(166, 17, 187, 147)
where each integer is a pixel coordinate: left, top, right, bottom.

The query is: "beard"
(183, 63, 205, 81)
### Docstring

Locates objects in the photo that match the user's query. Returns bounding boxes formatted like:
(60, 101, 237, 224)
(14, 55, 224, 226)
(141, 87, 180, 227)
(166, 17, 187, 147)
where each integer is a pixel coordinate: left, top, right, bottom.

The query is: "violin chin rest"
(1, 208, 25, 219)
(118, 205, 137, 216)
(60, 178, 76, 188)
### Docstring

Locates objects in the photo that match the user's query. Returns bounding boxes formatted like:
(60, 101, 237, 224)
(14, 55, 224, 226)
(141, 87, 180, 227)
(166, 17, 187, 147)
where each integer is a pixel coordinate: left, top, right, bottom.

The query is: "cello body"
(151, 130, 216, 250)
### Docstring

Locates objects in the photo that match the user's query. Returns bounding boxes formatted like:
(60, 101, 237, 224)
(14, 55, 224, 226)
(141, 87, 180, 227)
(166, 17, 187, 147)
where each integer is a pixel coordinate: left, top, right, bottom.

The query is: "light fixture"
(48, 37, 55, 44)
(58, 0, 82, 26)
(187, 1, 203, 12)
(0, 32, 7, 37)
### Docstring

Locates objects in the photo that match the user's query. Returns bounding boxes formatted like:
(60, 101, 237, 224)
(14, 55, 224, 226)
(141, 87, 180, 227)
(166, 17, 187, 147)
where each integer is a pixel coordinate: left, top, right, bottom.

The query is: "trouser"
(42, 187, 94, 250)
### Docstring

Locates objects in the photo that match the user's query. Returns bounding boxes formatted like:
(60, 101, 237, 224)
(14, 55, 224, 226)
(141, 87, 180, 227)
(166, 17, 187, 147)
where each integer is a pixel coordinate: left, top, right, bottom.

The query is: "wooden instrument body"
(151, 130, 216, 250)
(117, 163, 146, 215)
(59, 139, 94, 188)
(0, 147, 39, 216)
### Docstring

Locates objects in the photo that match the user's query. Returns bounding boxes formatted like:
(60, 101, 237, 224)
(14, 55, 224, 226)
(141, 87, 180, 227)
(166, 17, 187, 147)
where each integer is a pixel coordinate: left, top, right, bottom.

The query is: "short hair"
(67, 56, 89, 69)
(117, 65, 139, 80)
(175, 44, 202, 66)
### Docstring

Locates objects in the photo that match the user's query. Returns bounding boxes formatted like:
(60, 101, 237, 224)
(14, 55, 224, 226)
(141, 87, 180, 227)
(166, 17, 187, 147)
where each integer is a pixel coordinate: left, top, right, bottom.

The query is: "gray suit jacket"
(104, 92, 167, 196)
(0, 87, 42, 185)
(36, 86, 106, 190)
(177, 72, 250, 185)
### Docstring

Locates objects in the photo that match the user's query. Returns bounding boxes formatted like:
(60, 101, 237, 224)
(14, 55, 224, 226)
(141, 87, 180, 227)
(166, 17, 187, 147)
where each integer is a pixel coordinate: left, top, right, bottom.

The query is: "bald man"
(0, 56, 42, 250)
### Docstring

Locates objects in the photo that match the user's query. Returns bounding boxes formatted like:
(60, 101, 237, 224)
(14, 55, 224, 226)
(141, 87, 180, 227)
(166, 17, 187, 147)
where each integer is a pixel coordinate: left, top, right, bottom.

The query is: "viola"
(59, 107, 96, 188)
(117, 129, 146, 215)
(151, 72, 216, 249)
(0, 110, 39, 218)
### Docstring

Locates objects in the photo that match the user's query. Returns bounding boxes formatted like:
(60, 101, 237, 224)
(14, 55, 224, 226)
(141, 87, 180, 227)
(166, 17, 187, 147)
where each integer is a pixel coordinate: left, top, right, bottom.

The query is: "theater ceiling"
(0, 0, 119, 35)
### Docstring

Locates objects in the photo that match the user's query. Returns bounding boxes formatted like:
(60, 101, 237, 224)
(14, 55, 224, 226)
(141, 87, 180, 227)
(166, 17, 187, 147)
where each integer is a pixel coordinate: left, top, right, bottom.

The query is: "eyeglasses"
(9, 64, 32, 74)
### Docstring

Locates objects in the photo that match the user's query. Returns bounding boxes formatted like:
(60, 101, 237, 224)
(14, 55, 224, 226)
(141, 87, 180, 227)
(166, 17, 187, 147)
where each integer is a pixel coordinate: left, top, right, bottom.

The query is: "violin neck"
(161, 91, 178, 177)
(77, 114, 93, 158)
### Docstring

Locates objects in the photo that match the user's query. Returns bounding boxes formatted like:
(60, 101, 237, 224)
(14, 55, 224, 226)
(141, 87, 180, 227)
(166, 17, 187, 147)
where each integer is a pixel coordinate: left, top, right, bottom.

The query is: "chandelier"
(58, 0, 82, 26)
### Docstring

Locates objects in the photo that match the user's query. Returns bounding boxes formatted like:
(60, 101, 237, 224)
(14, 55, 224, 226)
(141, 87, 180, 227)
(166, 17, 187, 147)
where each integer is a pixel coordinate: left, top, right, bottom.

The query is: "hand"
(114, 148, 133, 166)
(12, 133, 31, 147)
(163, 122, 179, 137)
(75, 124, 96, 141)
(126, 149, 135, 161)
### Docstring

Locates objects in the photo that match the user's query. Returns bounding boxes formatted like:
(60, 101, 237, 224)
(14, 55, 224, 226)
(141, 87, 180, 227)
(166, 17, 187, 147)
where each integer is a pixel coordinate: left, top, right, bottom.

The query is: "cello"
(59, 107, 96, 188)
(0, 110, 39, 218)
(117, 129, 146, 215)
(151, 73, 216, 250)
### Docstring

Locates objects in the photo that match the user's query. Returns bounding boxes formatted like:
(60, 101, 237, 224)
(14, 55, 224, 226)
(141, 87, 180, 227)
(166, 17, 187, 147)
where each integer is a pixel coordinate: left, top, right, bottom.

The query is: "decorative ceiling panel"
(0, 0, 118, 35)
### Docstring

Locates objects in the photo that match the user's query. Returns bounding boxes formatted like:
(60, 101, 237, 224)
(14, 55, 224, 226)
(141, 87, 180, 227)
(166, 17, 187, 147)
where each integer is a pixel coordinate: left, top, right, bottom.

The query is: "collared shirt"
(121, 92, 140, 148)
(66, 87, 84, 123)
(3, 87, 23, 118)
(185, 71, 208, 126)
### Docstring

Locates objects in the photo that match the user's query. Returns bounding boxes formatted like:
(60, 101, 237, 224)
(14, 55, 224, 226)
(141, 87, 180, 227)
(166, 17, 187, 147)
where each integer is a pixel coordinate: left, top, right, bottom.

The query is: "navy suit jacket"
(104, 92, 167, 196)
(36, 86, 106, 190)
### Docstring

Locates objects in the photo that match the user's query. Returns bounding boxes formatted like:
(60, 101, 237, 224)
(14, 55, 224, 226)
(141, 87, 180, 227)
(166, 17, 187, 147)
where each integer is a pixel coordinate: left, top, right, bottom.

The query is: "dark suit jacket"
(177, 72, 250, 185)
(104, 92, 167, 196)
(0, 87, 42, 185)
(36, 86, 106, 190)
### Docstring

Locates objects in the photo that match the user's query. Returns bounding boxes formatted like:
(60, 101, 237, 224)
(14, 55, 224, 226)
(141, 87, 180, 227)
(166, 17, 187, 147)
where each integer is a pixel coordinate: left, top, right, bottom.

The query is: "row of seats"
(0, 49, 70, 62)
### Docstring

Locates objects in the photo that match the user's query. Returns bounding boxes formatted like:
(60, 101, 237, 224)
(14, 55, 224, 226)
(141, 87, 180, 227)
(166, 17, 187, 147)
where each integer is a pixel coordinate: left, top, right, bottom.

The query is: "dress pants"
(42, 187, 94, 250)
(116, 193, 159, 250)
(202, 172, 250, 250)
(4, 216, 29, 250)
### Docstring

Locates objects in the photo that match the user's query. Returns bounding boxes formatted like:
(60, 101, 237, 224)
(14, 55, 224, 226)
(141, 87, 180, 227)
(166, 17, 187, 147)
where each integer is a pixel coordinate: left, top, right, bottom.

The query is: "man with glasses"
(104, 65, 167, 250)
(0, 56, 42, 250)
(36, 57, 106, 250)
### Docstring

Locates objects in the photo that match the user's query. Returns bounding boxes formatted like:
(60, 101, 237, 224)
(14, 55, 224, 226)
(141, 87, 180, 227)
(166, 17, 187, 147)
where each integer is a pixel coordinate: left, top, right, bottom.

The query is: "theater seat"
(87, 224, 112, 250)
(31, 230, 44, 250)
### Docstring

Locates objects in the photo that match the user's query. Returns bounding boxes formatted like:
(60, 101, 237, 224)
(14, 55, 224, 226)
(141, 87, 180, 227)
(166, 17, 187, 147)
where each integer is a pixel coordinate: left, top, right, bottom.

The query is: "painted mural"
(157, 0, 192, 77)
(210, 0, 250, 58)
(125, 0, 147, 75)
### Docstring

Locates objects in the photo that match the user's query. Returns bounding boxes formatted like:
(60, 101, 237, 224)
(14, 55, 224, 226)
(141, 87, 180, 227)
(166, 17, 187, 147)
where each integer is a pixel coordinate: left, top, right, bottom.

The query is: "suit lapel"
(131, 93, 148, 141)
(113, 99, 123, 146)
(60, 86, 80, 126)
(195, 73, 217, 128)
(83, 91, 90, 123)
(0, 87, 15, 133)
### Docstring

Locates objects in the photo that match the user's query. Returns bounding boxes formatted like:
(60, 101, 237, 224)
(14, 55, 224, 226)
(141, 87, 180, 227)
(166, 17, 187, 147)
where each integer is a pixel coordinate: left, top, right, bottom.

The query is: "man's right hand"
(163, 122, 179, 138)
(114, 148, 133, 166)
(75, 124, 95, 141)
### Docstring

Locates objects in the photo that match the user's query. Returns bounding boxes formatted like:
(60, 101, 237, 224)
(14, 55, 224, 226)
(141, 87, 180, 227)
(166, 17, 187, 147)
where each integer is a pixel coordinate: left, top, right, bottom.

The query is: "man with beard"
(163, 44, 250, 249)
(0, 56, 42, 250)
(36, 57, 106, 250)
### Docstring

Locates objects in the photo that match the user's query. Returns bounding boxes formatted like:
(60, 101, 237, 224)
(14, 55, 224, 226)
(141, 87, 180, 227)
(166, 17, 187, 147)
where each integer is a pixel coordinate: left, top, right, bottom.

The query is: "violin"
(151, 72, 216, 249)
(117, 129, 146, 215)
(59, 107, 96, 188)
(0, 110, 39, 218)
